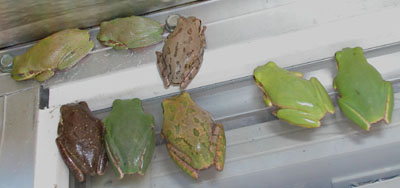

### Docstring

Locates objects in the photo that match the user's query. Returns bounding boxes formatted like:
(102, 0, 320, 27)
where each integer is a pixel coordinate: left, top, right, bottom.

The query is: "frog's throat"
(105, 141, 124, 179)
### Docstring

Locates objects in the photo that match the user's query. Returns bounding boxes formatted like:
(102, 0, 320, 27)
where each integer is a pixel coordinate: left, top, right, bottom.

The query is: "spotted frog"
(161, 92, 225, 179)
(156, 16, 206, 89)
(56, 102, 107, 182)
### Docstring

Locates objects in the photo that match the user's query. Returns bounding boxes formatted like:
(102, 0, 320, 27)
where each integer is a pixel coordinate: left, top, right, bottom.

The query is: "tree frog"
(334, 47, 394, 130)
(56, 102, 107, 182)
(97, 16, 163, 50)
(103, 98, 156, 179)
(161, 92, 226, 179)
(156, 16, 206, 89)
(254, 62, 335, 128)
(11, 29, 94, 82)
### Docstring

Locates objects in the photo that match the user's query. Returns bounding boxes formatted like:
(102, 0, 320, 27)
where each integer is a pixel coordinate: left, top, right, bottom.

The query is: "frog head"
(11, 57, 40, 81)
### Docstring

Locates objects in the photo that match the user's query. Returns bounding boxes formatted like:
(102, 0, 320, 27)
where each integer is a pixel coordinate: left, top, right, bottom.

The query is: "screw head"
(0, 54, 14, 73)
(165, 14, 181, 33)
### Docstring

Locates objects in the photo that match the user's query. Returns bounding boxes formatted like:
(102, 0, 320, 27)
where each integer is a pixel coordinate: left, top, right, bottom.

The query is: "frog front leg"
(337, 97, 370, 130)
(383, 81, 394, 124)
(156, 52, 171, 88)
(35, 70, 55, 82)
(137, 134, 156, 175)
(180, 56, 202, 89)
(56, 137, 86, 182)
(211, 123, 226, 171)
(166, 143, 199, 179)
(254, 80, 273, 106)
(276, 109, 321, 128)
(310, 77, 335, 114)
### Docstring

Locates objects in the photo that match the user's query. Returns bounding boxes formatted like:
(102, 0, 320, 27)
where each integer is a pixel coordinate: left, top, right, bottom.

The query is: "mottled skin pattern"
(11, 29, 93, 82)
(97, 16, 163, 50)
(56, 102, 107, 182)
(161, 92, 226, 179)
(103, 99, 155, 179)
(254, 62, 335, 128)
(334, 47, 393, 130)
(156, 16, 207, 89)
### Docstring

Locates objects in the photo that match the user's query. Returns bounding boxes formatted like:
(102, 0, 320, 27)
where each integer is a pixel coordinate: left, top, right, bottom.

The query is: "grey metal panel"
(0, 73, 38, 96)
(0, 87, 40, 188)
(0, 0, 197, 48)
(0, 97, 4, 147)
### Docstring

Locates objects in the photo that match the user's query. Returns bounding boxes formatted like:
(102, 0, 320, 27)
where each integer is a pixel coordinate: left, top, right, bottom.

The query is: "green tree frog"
(254, 62, 335, 128)
(334, 47, 393, 130)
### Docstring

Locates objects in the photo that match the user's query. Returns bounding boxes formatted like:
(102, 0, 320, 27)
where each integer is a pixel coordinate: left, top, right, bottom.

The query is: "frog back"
(163, 17, 205, 84)
(162, 92, 216, 169)
(15, 29, 91, 71)
(254, 62, 325, 114)
(335, 47, 387, 122)
(104, 99, 155, 174)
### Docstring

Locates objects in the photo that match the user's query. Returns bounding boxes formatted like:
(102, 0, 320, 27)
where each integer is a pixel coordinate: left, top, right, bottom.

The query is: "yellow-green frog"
(334, 47, 394, 130)
(161, 92, 226, 179)
(11, 29, 93, 82)
(254, 62, 335, 128)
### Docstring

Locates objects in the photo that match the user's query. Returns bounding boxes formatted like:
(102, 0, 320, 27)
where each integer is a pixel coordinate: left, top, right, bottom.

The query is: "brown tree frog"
(56, 102, 107, 182)
(156, 16, 207, 89)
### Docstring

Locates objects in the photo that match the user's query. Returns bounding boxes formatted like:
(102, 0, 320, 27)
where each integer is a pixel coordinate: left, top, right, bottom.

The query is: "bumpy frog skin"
(56, 102, 107, 182)
(103, 98, 155, 179)
(97, 16, 163, 50)
(161, 92, 226, 179)
(11, 29, 93, 82)
(156, 16, 206, 89)
(254, 62, 335, 128)
(334, 47, 394, 130)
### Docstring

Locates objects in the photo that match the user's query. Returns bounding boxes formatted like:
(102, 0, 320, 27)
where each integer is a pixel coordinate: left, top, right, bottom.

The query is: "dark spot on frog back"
(193, 128, 200, 136)
(174, 42, 179, 57)
(187, 28, 192, 35)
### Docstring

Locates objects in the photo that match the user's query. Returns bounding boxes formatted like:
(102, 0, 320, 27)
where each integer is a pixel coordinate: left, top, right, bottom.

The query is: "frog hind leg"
(105, 140, 124, 179)
(200, 26, 207, 48)
(96, 119, 108, 176)
(156, 52, 171, 88)
(180, 56, 202, 89)
(212, 123, 226, 171)
(310, 77, 335, 114)
(57, 42, 94, 70)
(35, 70, 55, 82)
(56, 136, 86, 182)
(337, 97, 370, 131)
(137, 132, 156, 175)
(166, 143, 199, 179)
(276, 109, 321, 128)
(383, 81, 394, 124)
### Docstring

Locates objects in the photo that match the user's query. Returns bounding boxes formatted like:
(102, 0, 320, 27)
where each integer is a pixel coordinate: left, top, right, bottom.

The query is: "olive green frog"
(11, 29, 93, 82)
(97, 16, 163, 50)
(254, 62, 335, 128)
(334, 47, 394, 130)
(156, 16, 206, 89)
(103, 98, 155, 179)
(161, 92, 226, 179)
